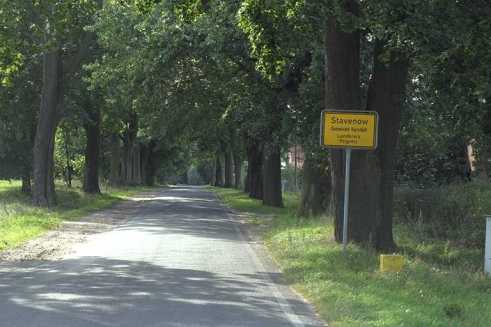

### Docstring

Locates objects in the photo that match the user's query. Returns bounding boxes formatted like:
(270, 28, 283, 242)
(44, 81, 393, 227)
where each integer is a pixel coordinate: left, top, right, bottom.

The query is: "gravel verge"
(0, 198, 142, 262)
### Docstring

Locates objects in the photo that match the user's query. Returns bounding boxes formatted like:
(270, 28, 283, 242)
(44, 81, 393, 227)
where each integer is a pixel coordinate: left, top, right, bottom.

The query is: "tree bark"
(133, 143, 142, 185)
(32, 49, 63, 207)
(83, 107, 101, 194)
(210, 159, 217, 186)
(233, 153, 242, 189)
(366, 42, 409, 251)
(262, 142, 283, 207)
(298, 154, 330, 216)
(214, 154, 224, 187)
(109, 134, 121, 186)
(325, 4, 374, 244)
(224, 150, 233, 188)
(246, 140, 263, 199)
(141, 141, 157, 186)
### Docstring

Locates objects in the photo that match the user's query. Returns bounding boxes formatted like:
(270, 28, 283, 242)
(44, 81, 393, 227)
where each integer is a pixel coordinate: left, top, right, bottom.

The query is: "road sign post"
(486, 216, 491, 276)
(321, 110, 378, 251)
(342, 148, 352, 250)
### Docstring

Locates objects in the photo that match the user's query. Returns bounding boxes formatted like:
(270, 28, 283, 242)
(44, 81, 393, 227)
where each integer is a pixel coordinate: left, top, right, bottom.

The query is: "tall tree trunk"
(210, 159, 217, 186)
(262, 142, 283, 207)
(109, 134, 121, 186)
(234, 153, 242, 189)
(298, 154, 331, 216)
(325, 4, 375, 244)
(366, 42, 409, 251)
(224, 150, 233, 188)
(141, 141, 157, 186)
(83, 107, 101, 194)
(246, 140, 263, 199)
(214, 154, 224, 187)
(32, 49, 62, 207)
(133, 143, 142, 185)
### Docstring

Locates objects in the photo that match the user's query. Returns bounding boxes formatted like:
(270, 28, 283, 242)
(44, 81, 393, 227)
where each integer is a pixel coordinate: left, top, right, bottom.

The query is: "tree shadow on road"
(0, 257, 318, 327)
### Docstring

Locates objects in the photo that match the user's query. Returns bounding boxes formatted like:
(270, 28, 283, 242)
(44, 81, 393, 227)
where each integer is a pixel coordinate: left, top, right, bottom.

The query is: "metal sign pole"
(343, 148, 352, 251)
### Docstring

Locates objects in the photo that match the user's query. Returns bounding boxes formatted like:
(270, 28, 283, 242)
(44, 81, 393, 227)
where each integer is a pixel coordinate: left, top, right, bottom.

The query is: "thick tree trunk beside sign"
(325, 6, 368, 243)
(325, 10, 409, 249)
(366, 43, 409, 251)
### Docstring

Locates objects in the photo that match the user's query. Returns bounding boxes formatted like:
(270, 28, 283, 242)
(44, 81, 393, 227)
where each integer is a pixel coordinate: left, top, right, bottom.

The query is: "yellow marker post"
(320, 110, 379, 251)
(380, 254, 404, 273)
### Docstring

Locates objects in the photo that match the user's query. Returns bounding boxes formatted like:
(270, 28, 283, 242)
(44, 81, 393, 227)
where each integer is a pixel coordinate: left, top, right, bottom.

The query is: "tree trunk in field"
(32, 50, 62, 207)
(109, 134, 121, 186)
(366, 42, 409, 251)
(83, 107, 101, 194)
(298, 155, 331, 216)
(262, 143, 283, 207)
(214, 154, 224, 187)
(246, 141, 263, 199)
(224, 150, 233, 188)
(234, 154, 242, 189)
(325, 5, 374, 244)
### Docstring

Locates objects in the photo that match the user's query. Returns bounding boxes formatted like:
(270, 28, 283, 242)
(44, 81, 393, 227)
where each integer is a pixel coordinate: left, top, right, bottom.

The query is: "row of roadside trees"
(1, 0, 490, 251)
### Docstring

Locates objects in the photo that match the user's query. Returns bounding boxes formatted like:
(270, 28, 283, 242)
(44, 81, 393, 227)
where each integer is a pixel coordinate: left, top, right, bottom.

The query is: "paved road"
(0, 186, 324, 327)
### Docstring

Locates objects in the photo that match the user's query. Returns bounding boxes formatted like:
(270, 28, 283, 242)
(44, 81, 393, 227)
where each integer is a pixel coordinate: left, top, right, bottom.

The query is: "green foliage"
(54, 122, 86, 183)
(0, 62, 39, 179)
(394, 182, 491, 249)
(0, 0, 102, 184)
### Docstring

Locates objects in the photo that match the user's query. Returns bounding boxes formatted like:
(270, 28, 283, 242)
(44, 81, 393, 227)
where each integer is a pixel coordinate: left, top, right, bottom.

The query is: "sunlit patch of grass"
(212, 186, 491, 327)
(0, 180, 154, 251)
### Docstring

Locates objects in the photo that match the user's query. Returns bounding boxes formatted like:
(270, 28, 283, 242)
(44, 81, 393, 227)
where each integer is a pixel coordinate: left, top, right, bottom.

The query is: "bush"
(394, 182, 491, 247)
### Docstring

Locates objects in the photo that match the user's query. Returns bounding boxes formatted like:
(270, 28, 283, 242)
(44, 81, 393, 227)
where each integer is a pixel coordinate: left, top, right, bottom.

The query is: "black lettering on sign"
(331, 116, 369, 126)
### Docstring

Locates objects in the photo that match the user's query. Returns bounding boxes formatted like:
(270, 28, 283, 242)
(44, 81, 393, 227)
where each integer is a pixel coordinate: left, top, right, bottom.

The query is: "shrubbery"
(394, 182, 491, 247)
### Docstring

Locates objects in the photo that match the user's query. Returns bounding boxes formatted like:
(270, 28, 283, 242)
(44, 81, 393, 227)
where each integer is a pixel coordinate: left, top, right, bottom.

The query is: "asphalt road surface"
(0, 186, 324, 327)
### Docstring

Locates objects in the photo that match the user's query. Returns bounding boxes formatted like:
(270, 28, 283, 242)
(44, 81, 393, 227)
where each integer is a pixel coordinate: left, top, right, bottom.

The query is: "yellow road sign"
(321, 110, 378, 150)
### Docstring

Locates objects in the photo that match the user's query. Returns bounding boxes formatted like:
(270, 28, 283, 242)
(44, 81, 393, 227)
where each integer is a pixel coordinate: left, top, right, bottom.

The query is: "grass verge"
(212, 187, 491, 327)
(0, 180, 153, 251)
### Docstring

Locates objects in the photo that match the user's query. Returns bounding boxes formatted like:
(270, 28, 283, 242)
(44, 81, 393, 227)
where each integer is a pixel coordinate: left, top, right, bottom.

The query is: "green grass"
(0, 180, 153, 251)
(212, 187, 491, 327)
